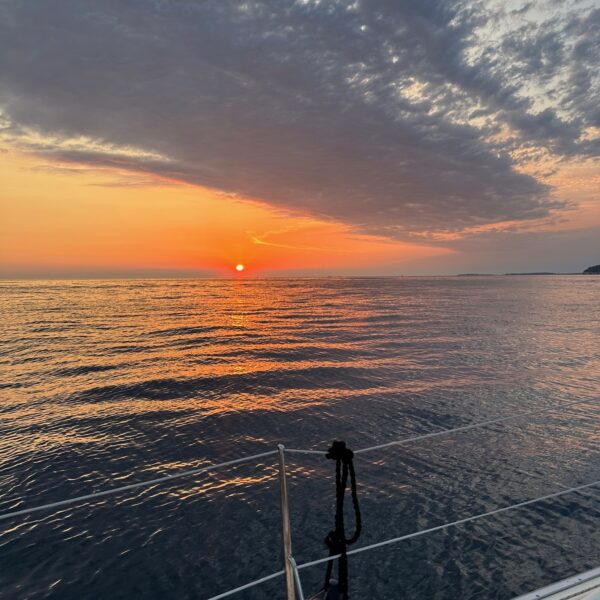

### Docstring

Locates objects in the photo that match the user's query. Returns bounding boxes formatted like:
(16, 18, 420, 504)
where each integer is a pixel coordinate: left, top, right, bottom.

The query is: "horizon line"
(0, 273, 588, 281)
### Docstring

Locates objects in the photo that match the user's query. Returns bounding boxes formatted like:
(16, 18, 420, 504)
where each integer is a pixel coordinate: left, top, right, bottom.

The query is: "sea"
(1, 276, 599, 599)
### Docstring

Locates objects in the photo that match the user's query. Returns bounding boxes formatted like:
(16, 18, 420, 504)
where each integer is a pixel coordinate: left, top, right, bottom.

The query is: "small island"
(583, 264, 600, 274)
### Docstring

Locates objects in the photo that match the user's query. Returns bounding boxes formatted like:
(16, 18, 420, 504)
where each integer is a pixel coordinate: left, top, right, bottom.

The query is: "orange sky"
(2, 144, 599, 277)
(0, 147, 451, 277)
(1, 0, 599, 278)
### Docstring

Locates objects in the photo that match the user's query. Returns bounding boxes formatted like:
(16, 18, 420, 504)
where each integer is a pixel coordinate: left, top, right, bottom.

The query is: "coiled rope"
(321, 440, 361, 599)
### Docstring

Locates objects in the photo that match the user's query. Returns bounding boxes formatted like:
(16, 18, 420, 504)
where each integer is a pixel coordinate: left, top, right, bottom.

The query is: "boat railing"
(1, 396, 599, 599)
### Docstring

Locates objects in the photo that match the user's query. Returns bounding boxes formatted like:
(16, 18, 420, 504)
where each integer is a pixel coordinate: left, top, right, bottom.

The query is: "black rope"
(322, 440, 361, 599)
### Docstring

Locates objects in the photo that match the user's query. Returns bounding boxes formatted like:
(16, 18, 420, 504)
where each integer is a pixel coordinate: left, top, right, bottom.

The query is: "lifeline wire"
(1, 400, 599, 600)
(285, 397, 599, 457)
(1, 397, 597, 522)
(0, 449, 278, 522)
(296, 476, 600, 570)
(206, 474, 600, 600)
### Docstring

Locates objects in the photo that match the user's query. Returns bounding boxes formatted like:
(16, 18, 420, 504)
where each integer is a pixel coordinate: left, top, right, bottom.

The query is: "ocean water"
(1, 276, 599, 600)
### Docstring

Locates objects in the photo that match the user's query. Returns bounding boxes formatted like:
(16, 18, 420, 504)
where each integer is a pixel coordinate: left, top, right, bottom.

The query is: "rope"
(0, 449, 278, 522)
(322, 440, 362, 599)
(296, 476, 600, 571)
(285, 397, 599, 457)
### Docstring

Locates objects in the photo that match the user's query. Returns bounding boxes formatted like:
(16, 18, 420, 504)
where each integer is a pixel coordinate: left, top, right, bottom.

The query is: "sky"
(0, 0, 599, 277)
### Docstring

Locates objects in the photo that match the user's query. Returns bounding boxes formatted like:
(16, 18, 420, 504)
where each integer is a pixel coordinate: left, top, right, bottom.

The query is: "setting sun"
(2, 2, 600, 599)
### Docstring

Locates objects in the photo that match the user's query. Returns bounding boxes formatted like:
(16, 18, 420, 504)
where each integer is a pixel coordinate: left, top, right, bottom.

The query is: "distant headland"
(457, 272, 558, 276)
(504, 272, 556, 276)
(457, 266, 600, 276)
(584, 264, 600, 274)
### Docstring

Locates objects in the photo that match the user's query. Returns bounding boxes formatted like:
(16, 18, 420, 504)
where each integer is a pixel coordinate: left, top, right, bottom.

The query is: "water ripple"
(1, 276, 599, 599)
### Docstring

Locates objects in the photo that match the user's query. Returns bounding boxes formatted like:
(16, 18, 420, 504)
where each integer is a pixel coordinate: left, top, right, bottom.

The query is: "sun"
(235, 263, 245, 272)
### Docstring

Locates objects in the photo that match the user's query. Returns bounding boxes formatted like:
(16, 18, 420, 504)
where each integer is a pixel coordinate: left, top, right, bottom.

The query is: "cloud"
(0, 0, 598, 237)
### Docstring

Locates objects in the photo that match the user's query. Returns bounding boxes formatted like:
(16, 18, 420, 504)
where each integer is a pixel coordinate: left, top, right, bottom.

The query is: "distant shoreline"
(458, 272, 582, 276)
(0, 273, 594, 281)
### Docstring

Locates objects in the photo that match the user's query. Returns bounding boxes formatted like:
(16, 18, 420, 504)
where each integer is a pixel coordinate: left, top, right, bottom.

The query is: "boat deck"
(514, 567, 600, 600)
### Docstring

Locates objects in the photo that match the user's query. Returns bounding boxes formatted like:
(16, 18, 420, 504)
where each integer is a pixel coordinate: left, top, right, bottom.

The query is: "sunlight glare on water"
(1, 276, 599, 599)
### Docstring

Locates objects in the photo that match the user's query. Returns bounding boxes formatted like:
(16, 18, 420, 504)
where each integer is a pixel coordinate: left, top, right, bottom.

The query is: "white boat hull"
(513, 566, 600, 600)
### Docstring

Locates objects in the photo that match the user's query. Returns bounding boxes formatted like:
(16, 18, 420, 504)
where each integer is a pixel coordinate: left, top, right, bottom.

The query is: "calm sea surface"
(1, 277, 600, 599)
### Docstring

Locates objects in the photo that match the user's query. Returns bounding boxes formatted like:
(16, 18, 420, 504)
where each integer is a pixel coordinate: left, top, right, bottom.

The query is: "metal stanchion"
(278, 444, 296, 600)
(289, 556, 306, 600)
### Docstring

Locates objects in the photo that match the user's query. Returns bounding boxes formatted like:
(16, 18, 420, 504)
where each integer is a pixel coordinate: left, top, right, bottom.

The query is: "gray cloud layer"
(1, 0, 598, 236)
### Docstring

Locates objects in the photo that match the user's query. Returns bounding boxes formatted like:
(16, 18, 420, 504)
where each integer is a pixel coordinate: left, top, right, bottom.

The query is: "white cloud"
(0, 0, 597, 239)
